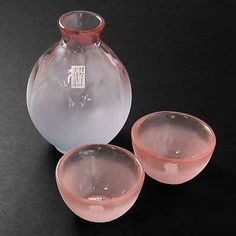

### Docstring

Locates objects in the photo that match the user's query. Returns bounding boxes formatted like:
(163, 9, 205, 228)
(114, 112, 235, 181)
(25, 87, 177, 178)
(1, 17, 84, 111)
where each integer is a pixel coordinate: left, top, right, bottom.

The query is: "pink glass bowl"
(131, 111, 216, 184)
(55, 144, 144, 222)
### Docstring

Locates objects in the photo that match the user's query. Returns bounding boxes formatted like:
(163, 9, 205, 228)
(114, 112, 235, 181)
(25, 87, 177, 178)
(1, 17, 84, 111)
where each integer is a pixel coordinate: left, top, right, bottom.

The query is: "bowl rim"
(55, 144, 145, 205)
(131, 111, 216, 163)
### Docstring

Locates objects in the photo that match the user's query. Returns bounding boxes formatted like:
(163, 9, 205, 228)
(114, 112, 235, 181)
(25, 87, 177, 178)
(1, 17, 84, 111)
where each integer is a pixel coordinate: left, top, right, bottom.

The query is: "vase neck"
(58, 11, 105, 46)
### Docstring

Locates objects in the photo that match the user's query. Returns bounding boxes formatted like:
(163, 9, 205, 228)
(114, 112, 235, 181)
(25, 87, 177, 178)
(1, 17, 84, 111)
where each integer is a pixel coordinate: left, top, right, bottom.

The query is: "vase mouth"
(58, 10, 105, 34)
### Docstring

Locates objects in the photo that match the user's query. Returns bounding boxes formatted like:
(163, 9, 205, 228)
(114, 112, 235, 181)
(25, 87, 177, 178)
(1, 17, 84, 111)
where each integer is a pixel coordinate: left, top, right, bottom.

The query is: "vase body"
(26, 11, 132, 153)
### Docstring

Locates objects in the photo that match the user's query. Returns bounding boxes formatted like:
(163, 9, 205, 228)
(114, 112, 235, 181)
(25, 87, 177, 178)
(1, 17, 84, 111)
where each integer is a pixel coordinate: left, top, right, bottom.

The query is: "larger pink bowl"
(131, 111, 216, 184)
(55, 144, 144, 222)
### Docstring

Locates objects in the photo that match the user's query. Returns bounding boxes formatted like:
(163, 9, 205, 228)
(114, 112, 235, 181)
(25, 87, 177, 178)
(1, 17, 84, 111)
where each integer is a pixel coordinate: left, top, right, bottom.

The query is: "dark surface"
(0, 0, 235, 235)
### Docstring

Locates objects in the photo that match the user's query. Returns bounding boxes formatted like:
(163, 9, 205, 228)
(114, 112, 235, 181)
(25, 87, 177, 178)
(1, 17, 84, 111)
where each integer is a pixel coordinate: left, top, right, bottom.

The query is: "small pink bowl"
(55, 144, 144, 222)
(131, 111, 216, 184)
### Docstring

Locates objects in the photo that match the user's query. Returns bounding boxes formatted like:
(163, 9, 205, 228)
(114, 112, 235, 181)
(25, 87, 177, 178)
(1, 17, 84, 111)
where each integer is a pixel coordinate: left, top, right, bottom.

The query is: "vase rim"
(58, 10, 105, 34)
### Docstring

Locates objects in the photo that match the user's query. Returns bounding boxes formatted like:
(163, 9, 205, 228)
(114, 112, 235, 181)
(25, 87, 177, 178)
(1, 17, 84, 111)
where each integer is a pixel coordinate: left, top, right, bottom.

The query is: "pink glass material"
(55, 144, 144, 222)
(27, 11, 131, 153)
(131, 111, 216, 184)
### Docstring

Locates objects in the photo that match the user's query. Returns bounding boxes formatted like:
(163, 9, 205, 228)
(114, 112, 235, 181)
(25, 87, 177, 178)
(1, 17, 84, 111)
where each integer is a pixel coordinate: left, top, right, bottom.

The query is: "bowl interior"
(59, 145, 142, 201)
(136, 112, 214, 159)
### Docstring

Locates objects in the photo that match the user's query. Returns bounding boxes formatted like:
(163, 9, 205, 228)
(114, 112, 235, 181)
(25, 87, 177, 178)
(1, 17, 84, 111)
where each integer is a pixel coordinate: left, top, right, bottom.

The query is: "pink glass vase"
(26, 11, 132, 153)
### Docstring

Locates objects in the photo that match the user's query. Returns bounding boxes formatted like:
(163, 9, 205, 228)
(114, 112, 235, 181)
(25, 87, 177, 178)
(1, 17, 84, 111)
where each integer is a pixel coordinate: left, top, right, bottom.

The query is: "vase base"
(55, 146, 66, 154)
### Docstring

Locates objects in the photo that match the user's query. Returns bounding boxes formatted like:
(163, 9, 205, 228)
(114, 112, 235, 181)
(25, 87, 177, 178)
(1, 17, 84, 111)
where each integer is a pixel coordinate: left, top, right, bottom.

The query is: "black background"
(0, 0, 235, 235)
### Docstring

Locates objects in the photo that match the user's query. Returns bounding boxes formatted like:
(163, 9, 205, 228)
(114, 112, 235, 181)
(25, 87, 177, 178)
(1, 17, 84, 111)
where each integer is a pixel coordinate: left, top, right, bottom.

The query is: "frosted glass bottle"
(26, 11, 132, 153)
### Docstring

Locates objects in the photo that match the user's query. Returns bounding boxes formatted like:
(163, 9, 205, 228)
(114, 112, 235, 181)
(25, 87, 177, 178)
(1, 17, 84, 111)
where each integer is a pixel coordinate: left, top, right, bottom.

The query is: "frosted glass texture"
(27, 11, 132, 153)
(56, 144, 144, 222)
(132, 111, 216, 184)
